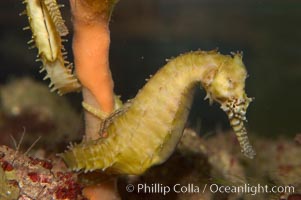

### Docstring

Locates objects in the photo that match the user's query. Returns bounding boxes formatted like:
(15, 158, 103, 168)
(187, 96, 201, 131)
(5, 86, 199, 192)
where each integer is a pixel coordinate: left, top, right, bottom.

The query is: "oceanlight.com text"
(125, 183, 295, 196)
(209, 183, 295, 196)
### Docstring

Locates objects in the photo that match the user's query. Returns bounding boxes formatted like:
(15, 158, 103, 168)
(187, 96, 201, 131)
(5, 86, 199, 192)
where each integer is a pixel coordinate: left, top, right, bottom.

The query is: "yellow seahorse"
(61, 50, 255, 175)
(22, 0, 81, 95)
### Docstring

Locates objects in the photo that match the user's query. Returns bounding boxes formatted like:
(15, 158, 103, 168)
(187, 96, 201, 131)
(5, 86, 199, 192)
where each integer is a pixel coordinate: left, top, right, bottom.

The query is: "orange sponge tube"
(70, 0, 114, 114)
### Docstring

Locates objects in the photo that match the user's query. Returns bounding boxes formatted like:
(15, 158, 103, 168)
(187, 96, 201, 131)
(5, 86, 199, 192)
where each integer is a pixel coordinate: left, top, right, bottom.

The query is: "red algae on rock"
(0, 145, 86, 200)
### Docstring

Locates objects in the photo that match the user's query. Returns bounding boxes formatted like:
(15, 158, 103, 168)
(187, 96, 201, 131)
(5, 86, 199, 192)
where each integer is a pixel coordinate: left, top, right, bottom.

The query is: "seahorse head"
(204, 53, 247, 101)
(203, 53, 256, 158)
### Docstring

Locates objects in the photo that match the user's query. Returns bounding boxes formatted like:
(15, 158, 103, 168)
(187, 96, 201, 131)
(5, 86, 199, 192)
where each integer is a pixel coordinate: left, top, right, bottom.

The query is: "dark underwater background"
(0, 0, 300, 138)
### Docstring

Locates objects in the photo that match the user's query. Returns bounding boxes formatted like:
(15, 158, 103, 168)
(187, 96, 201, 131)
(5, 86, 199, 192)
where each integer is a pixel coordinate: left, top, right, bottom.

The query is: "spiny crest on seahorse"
(60, 50, 255, 175)
(22, 0, 81, 95)
(43, 0, 69, 36)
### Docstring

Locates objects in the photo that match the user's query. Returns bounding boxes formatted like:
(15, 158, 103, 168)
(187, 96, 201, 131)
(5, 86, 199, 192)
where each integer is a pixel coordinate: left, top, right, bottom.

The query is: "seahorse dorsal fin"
(44, 0, 69, 36)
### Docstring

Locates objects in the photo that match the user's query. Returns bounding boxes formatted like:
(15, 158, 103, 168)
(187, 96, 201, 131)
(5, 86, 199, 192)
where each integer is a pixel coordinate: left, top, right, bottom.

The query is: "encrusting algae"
(61, 50, 255, 175)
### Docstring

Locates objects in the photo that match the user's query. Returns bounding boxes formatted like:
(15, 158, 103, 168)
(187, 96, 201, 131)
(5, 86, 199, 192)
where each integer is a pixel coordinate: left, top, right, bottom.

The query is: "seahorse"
(61, 50, 255, 175)
(22, 0, 81, 95)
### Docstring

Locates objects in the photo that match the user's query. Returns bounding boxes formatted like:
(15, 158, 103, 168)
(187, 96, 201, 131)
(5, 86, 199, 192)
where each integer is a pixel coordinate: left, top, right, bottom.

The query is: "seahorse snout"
(221, 97, 256, 159)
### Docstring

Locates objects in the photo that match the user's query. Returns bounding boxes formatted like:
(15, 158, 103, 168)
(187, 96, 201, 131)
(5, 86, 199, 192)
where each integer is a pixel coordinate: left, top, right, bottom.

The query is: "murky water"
(0, 0, 300, 138)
